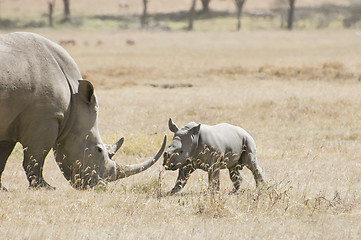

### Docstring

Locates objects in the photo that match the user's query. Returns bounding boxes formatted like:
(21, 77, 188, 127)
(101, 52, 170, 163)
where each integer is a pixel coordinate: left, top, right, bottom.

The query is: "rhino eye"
(97, 146, 103, 153)
(179, 150, 184, 154)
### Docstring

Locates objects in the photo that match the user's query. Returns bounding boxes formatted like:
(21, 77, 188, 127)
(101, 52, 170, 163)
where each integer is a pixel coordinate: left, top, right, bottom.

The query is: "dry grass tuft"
(257, 61, 356, 81)
(130, 177, 159, 194)
(207, 66, 250, 77)
(119, 132, 165, 157)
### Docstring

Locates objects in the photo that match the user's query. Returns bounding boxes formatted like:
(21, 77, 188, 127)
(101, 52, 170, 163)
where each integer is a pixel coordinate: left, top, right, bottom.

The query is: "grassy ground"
(0, 28, 361, 239)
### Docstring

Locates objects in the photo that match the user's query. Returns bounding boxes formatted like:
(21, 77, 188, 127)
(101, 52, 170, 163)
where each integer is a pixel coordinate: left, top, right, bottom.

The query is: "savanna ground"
(1, 1, 361, 240)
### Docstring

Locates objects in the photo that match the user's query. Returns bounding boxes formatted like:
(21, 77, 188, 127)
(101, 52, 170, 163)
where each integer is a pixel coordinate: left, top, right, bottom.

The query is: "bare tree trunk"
(62, 0, 71, 23)
(201, 0, 211, 13)
(48, 0, 56, 27)
(188, 0, 196, 31)
(234, 0, 246, 31)
(287, 0, 296, 30)
(141, 0, 148, 28)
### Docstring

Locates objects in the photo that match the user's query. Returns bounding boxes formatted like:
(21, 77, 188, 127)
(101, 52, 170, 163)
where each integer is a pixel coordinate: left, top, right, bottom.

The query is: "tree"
(188, 0, 197, 31)
(141, 0, 148, 28)
(201, 0, 211, 12)
(48, 0, 56, 27)
(287, 0, 296, 30)
(62, 0, 71, 23)
(234, 0, 246, 31)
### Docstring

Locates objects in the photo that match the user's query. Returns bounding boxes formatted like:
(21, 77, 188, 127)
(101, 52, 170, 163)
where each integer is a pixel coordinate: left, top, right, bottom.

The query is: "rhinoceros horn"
(113, 135, 167, 180)
(105, 137, 124, 159)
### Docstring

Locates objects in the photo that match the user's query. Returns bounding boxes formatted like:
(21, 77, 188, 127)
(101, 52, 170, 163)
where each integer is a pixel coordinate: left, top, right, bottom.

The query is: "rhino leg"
(168, 164, 194, 195)
(23, 149, 55, 189)
(21, 119, 58, 189)
(0, 141, 16, 191)
(228, 166, 242, 192)
(244, 152, 264, 187)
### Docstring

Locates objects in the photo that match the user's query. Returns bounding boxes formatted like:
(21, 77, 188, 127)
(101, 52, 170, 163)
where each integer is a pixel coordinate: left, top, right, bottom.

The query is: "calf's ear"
(189, 124, 201, 135)
(168, 118, 179, 133)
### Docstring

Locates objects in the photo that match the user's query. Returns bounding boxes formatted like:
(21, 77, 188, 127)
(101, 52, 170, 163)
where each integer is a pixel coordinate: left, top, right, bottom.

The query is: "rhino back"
(0, 32, 81, 141)
(198, 123, 255, 155)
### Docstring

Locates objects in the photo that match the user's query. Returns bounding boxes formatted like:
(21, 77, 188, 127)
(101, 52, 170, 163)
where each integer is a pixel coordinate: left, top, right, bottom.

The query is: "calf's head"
(163, 118, 200, 171)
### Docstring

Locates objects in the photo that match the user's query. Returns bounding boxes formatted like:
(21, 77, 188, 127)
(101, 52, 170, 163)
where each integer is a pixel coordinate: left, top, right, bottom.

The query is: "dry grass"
(0, 28, 361, 239)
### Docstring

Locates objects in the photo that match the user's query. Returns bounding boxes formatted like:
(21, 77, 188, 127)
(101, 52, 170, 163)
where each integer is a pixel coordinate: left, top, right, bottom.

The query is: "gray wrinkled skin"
(163, 118, 264, 195)
(0, 32, 166, 190)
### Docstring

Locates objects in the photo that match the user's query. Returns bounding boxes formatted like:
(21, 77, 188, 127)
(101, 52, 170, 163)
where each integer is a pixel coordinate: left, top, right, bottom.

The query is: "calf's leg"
(244, 152, 264, 187)
(228, 166, 242, 192)
(169, 164, 194, 195)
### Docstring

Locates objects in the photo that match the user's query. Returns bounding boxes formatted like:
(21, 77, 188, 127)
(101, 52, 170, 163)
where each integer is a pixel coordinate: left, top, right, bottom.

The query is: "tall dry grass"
(0, 29, 360, 239)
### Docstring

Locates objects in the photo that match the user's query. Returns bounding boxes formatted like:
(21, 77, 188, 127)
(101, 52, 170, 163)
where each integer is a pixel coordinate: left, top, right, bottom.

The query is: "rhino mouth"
(163, 153, 182, 171)
(164, 164, 181, 171)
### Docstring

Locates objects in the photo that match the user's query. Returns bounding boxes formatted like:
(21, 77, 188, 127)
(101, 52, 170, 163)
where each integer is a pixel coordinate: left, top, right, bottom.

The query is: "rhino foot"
(29, 179, 55, 190)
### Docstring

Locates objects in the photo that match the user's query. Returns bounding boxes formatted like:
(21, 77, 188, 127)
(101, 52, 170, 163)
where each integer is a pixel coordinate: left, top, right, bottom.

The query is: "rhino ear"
(168, 118, 179, 133)
(189, 124, 201, 135)
(78, 80, 95, 104)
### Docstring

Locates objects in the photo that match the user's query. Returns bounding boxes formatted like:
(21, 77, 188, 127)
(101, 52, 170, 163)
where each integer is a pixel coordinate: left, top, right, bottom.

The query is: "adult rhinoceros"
(163, 119, 264, 195)
(0, 32, 166, 190)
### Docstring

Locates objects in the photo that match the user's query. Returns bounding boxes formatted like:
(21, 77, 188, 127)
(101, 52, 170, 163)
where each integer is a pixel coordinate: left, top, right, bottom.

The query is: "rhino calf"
(163, 119, 264, 195)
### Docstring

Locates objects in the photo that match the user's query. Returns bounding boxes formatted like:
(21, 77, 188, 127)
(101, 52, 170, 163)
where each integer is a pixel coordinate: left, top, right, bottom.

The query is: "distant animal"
(96, 40, 103, 46)
(119, 2, 129, 8)
(59, 39, 76, 46)
(163, 119, 264, 195)
(0, 32, 166, 190)
(126, 39, 135, 46)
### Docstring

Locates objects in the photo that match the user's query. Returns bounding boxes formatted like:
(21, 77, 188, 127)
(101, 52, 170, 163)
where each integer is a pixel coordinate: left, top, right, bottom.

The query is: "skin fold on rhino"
(0, 32, 166, 190)
(163, 118, 265, 195)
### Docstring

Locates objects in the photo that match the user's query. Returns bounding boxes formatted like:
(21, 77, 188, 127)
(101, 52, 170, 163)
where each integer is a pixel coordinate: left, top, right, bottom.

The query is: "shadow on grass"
(0, 18, 47, 29)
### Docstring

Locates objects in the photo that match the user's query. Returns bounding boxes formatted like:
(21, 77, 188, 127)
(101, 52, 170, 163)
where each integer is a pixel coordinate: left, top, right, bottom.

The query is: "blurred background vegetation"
(0, 0, 360, 31)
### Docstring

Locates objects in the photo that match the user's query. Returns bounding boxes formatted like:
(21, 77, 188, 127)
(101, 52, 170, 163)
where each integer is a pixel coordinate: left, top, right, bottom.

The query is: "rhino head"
(163, 118, 200, 171)
(54, 80, 166, 189)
